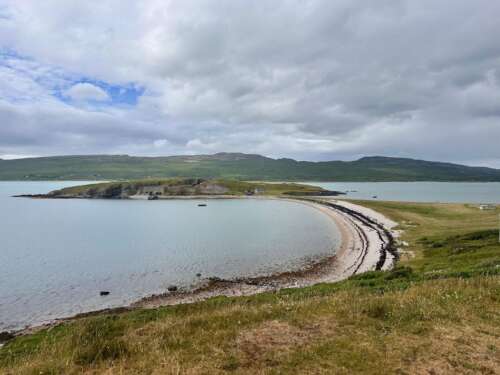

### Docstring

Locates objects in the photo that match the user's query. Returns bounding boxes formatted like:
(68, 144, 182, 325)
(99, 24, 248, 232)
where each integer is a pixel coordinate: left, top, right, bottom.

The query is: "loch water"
(306, 181, 500, 203)
(0, 182, 340, 330)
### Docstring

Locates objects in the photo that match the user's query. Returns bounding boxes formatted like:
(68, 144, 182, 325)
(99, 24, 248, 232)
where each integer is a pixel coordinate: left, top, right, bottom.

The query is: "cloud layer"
(1, 1, 500, 165)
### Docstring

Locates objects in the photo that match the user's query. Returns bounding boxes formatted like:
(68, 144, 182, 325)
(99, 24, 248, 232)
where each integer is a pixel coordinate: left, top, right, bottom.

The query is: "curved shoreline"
(3, 197, 399, 341)
(132, 198, 399, 310)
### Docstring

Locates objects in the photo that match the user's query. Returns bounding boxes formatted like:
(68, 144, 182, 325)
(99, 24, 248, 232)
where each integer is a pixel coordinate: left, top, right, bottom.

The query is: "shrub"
(431, 241, 445, 248)
(349, 271, 383, 281)
(463, 230, 497, 241)
(385, 266, 414, 280)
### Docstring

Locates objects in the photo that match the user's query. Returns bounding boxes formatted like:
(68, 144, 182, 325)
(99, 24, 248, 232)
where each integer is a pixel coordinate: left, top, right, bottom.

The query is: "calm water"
(305, 182, 500, 203)
(0, 182, 340, 331)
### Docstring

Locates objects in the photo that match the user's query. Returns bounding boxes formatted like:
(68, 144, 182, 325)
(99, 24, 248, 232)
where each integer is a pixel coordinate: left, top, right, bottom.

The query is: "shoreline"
(2, 197, 399, 341)
(132, 198, 399, 310)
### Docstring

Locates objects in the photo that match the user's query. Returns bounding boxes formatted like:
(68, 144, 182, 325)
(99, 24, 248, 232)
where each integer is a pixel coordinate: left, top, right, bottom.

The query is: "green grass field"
(1, 201, 499, 374)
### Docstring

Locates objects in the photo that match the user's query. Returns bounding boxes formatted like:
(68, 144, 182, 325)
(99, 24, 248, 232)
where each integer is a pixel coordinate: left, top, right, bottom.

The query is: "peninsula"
(16, 178, 344, 199)
(11, 177, 399, 319)
(10, 180, 399, 342)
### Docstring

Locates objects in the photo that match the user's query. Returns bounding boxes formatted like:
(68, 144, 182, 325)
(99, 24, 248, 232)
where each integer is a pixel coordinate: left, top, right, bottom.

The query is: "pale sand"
(322, 199, 400, 271)
(134, 197, 399, 309)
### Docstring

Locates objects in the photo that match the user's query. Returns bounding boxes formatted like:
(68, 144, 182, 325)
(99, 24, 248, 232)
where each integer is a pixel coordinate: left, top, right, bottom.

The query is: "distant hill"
(1, 153, 500, 181)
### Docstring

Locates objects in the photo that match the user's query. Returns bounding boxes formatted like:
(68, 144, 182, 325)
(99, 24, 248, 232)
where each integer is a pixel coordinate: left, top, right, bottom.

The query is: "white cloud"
(64, 83, 109, 102)
(0, 154, 38, 160)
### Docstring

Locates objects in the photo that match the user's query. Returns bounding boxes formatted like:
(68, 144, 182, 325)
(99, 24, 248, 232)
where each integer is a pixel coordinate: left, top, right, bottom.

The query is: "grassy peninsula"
(28, 178, 338, 199)
(1, 200, 498, 374)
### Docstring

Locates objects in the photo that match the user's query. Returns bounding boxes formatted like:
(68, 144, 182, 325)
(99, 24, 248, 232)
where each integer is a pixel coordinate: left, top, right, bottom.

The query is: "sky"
(1, 1, 500, 166)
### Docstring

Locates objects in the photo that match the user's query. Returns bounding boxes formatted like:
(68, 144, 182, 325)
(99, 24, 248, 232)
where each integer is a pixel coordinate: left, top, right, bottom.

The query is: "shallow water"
(304, 181, 500, 203)
(0, 182, 340, 330)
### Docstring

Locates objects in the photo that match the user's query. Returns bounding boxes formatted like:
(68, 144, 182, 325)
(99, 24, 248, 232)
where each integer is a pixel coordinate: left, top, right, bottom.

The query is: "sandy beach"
(9, 197, 399, 338)
(133, 198, 399, 309)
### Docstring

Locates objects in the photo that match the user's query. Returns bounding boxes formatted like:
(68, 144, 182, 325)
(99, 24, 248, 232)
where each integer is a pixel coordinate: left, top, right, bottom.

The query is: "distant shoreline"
(10, 179, 500, 205)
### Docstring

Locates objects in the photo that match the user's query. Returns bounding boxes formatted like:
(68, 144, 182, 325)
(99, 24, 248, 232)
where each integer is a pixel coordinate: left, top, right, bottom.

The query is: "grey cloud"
(0, 0, 500, 165)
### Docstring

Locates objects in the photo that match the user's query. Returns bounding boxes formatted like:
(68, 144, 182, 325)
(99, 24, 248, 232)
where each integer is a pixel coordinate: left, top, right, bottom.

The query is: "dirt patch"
(405, 326, 500, 375)
(236, 320, 319, 366)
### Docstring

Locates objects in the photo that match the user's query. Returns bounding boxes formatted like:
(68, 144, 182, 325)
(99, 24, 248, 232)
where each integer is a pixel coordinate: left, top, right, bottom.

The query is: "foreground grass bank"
(1, 201, 499, 374)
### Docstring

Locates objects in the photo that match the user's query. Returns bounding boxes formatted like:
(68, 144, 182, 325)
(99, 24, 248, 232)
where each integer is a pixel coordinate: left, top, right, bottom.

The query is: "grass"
(48, 178, 328, 198)
(1, 201, 499, 374)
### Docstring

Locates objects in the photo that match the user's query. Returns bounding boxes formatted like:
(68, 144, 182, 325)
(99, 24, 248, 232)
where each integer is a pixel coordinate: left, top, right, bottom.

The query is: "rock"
(0, 331, 14, 343)
(100, 291, 110, 296)
(167, 285, 178, 292)
(208, 277, 223, 283)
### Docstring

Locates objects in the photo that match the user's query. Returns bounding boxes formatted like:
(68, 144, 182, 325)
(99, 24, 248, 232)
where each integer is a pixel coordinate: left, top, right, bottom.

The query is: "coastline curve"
(133, 197, 399, 309)
(6, 197, 399, 339)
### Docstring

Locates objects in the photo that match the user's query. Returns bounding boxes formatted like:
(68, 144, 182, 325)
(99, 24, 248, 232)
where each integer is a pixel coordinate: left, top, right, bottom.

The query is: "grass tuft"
(71, 316, 130, 365)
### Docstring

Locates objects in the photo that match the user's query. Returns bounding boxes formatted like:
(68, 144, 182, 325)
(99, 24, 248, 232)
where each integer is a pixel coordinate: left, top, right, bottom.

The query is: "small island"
(16, 178, 345, 199)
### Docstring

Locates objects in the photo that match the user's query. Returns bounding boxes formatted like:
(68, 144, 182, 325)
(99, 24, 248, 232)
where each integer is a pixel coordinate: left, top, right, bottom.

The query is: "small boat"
(198, 203, 207, 207)
(372, 195, 378, 199)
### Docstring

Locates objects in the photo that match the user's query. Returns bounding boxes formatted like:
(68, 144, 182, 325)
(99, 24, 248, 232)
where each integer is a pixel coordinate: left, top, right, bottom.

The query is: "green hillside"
(1, 153, 500, 181)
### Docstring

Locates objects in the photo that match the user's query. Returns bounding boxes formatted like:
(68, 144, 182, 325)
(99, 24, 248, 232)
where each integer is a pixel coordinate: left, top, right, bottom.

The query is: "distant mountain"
(1, 153, 500, 181)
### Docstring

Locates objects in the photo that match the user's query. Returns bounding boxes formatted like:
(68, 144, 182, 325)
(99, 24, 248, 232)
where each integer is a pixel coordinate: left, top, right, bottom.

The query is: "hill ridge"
(1, 153, 500, 181)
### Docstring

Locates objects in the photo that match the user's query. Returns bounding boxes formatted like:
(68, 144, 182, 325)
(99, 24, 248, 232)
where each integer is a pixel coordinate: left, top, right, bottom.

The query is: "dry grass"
(2, 276, 498, 374)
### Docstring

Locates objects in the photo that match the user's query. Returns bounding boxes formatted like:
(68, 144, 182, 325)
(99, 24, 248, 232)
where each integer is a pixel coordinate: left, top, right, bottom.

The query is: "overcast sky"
(1, 1, 500, 166)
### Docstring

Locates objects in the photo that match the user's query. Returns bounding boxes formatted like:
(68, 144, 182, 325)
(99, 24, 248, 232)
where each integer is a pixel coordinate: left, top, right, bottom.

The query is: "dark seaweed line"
(305, 199, 398, 271)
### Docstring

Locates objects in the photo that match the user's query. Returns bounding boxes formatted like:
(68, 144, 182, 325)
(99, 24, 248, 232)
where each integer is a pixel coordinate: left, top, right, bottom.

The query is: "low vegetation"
(1, 201, 499, 374)
(43, 178, 333, 198)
